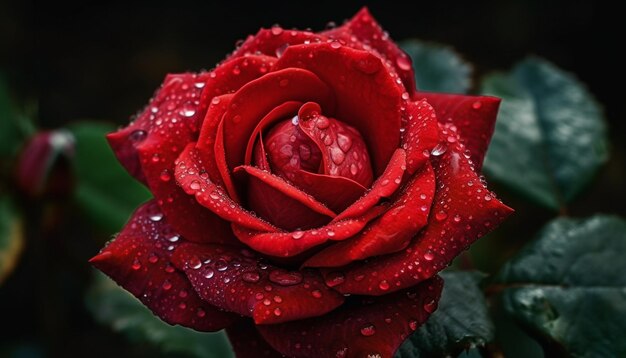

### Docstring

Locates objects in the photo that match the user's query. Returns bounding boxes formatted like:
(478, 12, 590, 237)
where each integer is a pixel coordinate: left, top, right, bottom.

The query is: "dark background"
(1, 0, 624, 357)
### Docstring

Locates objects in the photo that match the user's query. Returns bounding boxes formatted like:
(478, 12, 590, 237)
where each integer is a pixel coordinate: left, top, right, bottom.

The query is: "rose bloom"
(91, 8, 512, 357)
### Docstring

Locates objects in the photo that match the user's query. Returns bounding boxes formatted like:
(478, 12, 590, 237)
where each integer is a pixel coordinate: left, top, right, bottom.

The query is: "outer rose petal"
(333, 148, 406, 222)
(234, 165, 336, 231)
(175, 143, 278, 232)
(222, 68, 334, 173)
(325, 126, 513, 296)
(403, 100, 440, 175)
(418, 93, 501, 171)
(325, 7, 417, 95)
(226, 321, 285, 358)
(276, 43, 402, 176)
(304, 162, 436, 268)
(172, 243, 344, 324)
(230, 28, 323, 60)
(89, 201, 237, 331)
(231, 205, 386, 258)
(258, 276, 443, 358)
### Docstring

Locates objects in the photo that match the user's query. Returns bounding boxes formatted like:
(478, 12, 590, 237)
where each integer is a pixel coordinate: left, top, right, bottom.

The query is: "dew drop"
(401, 92, 410, 100)
(435, 211, 448, 221)
(180, 105, 196, 117)
(179, 290, 188, 298)
(271, 26, 283, 36)
(336, 133, 353, 152)
(423, 251, 435, 261)
(325, 272, 345, 287)
(327, 230, 335, 237)
(431, 143, 447, 156)
(316, 116, 330, 129)
(211, 97, 221, 105)
(129, 129, 147, 143)
(311, 290, 322, 298)
(360, 324, 376, 337)
(148, 253, 159, 264)
(197, 308, 206, 318)
(189, 256, 202, 269)
(131, 259, 142, 270)
(149, 212, 163, 222)
(160, 169, 171, 182)
(409, 320, 418, 331)
(292, 231, 304, 240)
(189, 180, 201, 190)
(275, 43, 289, 57)
(330, 147, 346, 165)
(273, 307, 282, 316)
(453, 214, 461, 223)
(232, 115, 242, 124)
(204, 268, 215, 279)
(242, 271, 261, 283)
(350, 163, 358, 176)
(273, 295, 283, 303)
(378, 280, 390, 291)
(423, 298, 437, 313)
(269, 270, 303, 286)
(216, 259, 229, 272)
(472, 101, 482, 109)
(330, 40, 342, 49)
(162, 280, 172, 290)
(396, 56, 412, 71)
(167, 234, 180, 242)
(484, 194, 492, 201)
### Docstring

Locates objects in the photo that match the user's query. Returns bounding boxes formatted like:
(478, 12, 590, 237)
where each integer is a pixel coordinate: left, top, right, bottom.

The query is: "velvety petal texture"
(93, 7, 512, 357)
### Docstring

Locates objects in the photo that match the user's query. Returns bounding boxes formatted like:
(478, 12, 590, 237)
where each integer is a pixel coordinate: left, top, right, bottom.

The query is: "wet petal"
(402, 100, 440, 174)
(172, 243, 344, 324)
(234, 165, 336, 231)
(89, 201, 238, 331)
(418, 93, 501, 171)
(305, 162, 436, 268)
(230, 28, 323, 60)
(222, 68, 334, 173)
(276, 43, 402, 176)
(333, 148, 406, 222)
(293, 170, 367, 213)
(231, 206, 386, 258)
(324, 7, 416, 95)
(257, 276, 443, 358)
(324, 127, 513, 295)
(175, 143, 278, 232)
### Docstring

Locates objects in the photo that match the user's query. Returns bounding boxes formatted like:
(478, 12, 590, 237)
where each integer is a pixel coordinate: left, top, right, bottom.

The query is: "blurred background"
(0, 0, 624, 357)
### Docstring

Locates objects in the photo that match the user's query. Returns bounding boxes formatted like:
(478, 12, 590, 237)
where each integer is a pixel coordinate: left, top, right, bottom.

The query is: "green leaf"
(86, 272, 234, 358)
(482, 57, 609, 210)
(401, 40, 472, 93)
(0, 197, 23, 284)
(494, 215, 626, 357)
(396, 271, 494, 357)
(70, 121, 151, 233)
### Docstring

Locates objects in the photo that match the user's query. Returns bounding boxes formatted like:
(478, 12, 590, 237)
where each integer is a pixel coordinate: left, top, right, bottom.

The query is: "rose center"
(258, 104, 373, 188)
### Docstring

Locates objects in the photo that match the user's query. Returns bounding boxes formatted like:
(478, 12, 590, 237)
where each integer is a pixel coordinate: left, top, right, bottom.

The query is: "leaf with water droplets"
(482, 57, 609, 210)
(400, 40, 472, 93)
(86, 272, 234, 358)
(70, 122, 151, 232)
(396, 271, 494, 358)
(0, 197, 23, 285)
(493, 215, 626, 357)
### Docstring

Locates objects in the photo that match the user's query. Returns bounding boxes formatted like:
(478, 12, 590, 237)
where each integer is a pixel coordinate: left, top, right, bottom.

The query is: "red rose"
(91, 8, 512, 357)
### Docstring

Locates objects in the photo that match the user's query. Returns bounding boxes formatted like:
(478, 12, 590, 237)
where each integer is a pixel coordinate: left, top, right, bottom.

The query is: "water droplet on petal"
(162, 280, 172, 290)
(316, 117, 330, 129)
(292, 231, 304, 240)
(149, 212, 163, 222)
(148, 253, 158, 263)
(129, 130, 147, 143)
(360, 324, 376, 337)
(409, 319, 418, 331)
(396, 56, 412, 71)
(325, 271, 345, 287)
(269, 270, 303, 286)
(197, 308, 206, 317)
(189, 256, 202, 269)
(131, 259, 141, 270)
(402, 92, 410, 100)
(330, 40, 342, 49)
(242, 271, 261, 283)
(431, 143, 447, 156)
(271, 25, 284, 36)
(423, 251, 435, 261)
(189, 180, 201, 190)
(204, 268, 215, 279)
(378, 280, 390, 291)
(160, 170, 171, 182)
(435, 211, 448, 221)
(273, 307, 282, 316)
(311, 290, 322, 298)
(216, 259, 229, 271)
(211, 97, 221, 105)
(472, 101, 482, 109)
(423, 298, 437, 313)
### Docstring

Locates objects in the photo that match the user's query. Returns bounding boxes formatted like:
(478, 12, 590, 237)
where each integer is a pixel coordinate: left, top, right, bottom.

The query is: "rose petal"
(304, 162, 436, 268)
(226, 320, 285, 358)
(323, 128, 514, 295)
(175, 143, 278, 232)
(230, 28, 323, 60)
(403, 99, 440, 174)
(171, 243, 344, 324)
(200, 55, 277, 100)
(257, 276, 443, 358)
(196, 94, 234, 190)
(233, 165, 336, 231)
(231, 206, 386, 258)
(296, 104, 373, 188)
(276, 43, 402, 176)
(244, 101, 303, 166)
(89, 201, 238, 331)
(418, 93, 501, 171)
(222, 68, 334, 173)
(333, 148, 406, 222)
(325, 7, 416, 95)
(294, 170, 367, 213)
